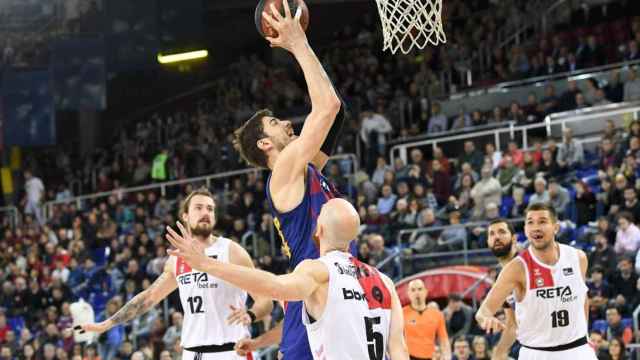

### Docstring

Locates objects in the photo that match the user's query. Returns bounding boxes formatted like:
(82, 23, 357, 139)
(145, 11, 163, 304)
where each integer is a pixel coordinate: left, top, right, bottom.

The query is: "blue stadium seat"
(8, 316, 25, 333)
(500, 196, 514, 217)
(592, 319, 607, 333)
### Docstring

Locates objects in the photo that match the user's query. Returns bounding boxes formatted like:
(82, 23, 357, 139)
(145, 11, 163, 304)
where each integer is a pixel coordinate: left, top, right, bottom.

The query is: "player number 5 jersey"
(175, 237, 249, 348)
(302, 251, 392, 360)
(515, 244, 588, 347)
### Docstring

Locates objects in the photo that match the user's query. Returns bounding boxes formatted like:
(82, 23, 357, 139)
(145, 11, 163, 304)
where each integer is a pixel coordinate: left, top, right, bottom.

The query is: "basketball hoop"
(374, 0, 446, 54)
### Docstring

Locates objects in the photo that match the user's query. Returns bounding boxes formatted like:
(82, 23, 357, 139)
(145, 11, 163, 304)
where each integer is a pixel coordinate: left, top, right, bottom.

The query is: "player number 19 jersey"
(515, 244, 588, 347)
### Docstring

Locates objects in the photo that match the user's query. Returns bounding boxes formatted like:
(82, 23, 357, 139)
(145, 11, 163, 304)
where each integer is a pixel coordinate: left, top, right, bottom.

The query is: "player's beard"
(191, 221, 213, 238)
(490, 239, 513, 258)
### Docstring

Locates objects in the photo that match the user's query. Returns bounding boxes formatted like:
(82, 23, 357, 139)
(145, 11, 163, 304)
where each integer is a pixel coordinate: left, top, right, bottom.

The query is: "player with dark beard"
(486, 219, 519, 360)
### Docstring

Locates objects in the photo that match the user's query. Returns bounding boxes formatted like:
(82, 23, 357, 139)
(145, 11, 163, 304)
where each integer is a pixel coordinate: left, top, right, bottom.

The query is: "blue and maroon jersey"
(266, 164, 340, 360)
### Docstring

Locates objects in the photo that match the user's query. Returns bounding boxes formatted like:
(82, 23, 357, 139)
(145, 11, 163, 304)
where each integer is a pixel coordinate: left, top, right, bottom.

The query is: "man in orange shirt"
(403, 279, 451, 360)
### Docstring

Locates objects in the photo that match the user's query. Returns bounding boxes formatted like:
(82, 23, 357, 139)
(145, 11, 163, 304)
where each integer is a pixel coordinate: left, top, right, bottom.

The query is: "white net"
(375, 0, 446, 54)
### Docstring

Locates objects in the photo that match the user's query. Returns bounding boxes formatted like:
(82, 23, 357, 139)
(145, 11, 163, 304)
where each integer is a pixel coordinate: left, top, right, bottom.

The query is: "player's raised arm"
(263, 1, 341, 175)
(76, 257, 178, 334)
(476, 259, 524, 334)
(167, 222, 327, 301)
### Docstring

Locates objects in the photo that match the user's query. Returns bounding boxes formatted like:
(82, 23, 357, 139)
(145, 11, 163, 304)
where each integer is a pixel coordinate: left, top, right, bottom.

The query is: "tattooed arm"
(77, 256, 178, 334)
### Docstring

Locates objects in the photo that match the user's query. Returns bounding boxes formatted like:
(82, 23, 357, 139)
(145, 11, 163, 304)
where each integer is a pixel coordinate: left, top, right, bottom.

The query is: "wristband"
(247, 310, 257, 323)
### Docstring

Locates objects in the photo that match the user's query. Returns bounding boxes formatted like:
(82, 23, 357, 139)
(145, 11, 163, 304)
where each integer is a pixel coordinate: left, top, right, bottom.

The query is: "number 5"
(365, 316, 383, 360)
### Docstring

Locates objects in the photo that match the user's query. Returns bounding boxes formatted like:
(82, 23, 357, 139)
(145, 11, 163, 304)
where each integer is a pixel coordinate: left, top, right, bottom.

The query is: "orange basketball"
(255, 0, 310, 38)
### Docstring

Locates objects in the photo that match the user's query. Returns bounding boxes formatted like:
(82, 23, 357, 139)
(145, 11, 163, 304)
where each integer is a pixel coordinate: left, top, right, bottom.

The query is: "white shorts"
(181, 349, 253, 360)
(519, 344, 597, 360)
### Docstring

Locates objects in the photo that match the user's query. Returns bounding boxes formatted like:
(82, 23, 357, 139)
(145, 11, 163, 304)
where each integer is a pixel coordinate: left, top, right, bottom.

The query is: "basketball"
(255, 0, 310, 38)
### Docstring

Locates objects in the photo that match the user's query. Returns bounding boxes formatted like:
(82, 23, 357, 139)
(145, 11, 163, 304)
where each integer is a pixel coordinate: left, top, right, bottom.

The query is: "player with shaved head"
(167, 198, 409, 360)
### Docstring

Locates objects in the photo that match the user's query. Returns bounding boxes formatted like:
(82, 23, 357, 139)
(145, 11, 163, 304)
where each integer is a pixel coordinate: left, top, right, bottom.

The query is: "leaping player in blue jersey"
(232, 1, 348, 359)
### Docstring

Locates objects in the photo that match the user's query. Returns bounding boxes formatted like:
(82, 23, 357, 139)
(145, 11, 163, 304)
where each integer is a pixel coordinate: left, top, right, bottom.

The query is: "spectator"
(605, 306, 633, 345)
(366, 233, 392, 274)
(506, 102, 525, 125)
(607, 337, 627, 360)
(599, 137, 619, 170)
(575, 92, 590, 109)
(470, 166, 501, 220)
(371, 157, 392, 187)
(548, 179, 570, 219)
(151, 148, 169, 182)
(451, 107, 472, 130)
(430, 160, 451, 206)
(360, 109, 393, 171)
(459, 141, 484, 173)
(539, 148, 562, 179)
(540, 84, 559, 115)
(452, 336, 474, 360)
(504, 141, 524, 168)
(410, 149, 429, 176)
(625, 40, 640, 61)
(497, 155, 518, 193)
(589, 265, 613, 305)
(471, 336, 490, 360)
(377, 185, 397, 216)
(487, 106, 504, 124)
(614, 212, 640, 256)
(558, 80, 580, 111)
(528, 177, 550, 206)
(161, 312, 182, 351)
(556, 128, 584, 170)
(610, 257, 638, 302)
(443, 294, 473, 339)
(589, 330, 608, 359)
(428, 102, 448, 134)
(431, 146, 451, 175)
(574, 181, 596, 227)
(97, 298, 125, 360)
(590, 231, 617, 276)
(624, 68, 640, 102)
(403, 279, 451, 360)
(605, 71, 625, 103)
(23, 170, 45, 225)
(437, 208, 467, 250)
(593, 89, 611, 106)
(622, 187, 640, 222)
(523, 93, 542, 126)
(484, 143, 502, 172)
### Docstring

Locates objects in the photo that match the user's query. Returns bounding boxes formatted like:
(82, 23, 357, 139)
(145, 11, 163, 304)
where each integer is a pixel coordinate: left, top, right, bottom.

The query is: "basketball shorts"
(519, 344, 597, 360)
(182, 349, 253, 360)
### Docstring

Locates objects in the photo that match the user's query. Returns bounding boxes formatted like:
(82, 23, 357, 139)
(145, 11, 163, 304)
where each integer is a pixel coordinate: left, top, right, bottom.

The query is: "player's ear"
(314, 222, 323, 240)
(257, 138, 272, 151)
(553, 222, 560, 235)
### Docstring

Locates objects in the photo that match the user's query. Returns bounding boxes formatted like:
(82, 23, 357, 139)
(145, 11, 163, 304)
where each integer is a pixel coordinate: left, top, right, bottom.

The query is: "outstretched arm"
(264, 1, 340, 192)
(77, 258, 178, 334)
(166, 222, 328, 301)
(476, 259, 524, 334)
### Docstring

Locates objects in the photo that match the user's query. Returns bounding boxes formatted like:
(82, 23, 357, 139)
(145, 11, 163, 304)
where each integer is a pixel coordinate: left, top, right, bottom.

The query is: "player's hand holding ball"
(261, 0, 308, 53)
